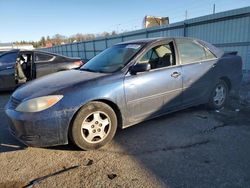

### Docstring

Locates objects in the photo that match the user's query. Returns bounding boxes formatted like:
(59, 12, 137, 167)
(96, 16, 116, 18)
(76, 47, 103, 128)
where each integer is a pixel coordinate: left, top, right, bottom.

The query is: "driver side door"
(124, 40, 183, 124)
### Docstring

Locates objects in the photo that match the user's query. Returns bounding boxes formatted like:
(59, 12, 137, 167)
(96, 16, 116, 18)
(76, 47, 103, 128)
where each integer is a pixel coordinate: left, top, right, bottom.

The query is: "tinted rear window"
(35, 53, 54, 62)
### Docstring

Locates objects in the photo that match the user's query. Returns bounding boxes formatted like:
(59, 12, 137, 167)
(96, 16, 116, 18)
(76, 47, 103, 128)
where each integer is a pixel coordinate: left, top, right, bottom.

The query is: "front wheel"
(70, 102, 117, 150)
(208, 80, 228, 110)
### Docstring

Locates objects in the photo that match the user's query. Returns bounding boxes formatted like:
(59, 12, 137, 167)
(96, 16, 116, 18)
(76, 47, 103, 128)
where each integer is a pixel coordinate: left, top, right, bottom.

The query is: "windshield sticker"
(125, 44, 141, 49)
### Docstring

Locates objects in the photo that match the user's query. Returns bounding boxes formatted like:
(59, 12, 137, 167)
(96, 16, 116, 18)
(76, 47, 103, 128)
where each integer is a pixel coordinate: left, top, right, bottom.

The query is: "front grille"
(9, 97, 21, 109)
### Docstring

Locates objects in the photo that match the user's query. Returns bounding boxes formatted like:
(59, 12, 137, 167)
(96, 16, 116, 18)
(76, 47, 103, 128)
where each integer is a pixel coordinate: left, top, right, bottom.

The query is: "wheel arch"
(94, 99, 123, 129)
(68, 99, 123, 142)
(219, 76, 231, 91)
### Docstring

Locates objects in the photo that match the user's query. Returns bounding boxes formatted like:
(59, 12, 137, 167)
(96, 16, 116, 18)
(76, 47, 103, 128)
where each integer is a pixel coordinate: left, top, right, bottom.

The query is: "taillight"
(74, 60, 84, 66)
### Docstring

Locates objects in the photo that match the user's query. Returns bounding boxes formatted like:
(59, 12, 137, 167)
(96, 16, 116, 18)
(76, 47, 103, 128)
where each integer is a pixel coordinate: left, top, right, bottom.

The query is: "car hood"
(13, 70, 108, 100)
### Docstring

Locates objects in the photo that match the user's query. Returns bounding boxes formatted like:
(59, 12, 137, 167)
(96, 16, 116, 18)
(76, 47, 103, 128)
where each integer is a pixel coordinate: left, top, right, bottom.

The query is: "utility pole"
(213, 4, 216, 14)
(185, 10, 188, 20)
(116, 24, 121, 34)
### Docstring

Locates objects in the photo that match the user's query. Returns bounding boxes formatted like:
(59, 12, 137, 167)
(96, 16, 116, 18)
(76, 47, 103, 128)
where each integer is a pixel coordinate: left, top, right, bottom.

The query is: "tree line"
(15, 31, 117, 48)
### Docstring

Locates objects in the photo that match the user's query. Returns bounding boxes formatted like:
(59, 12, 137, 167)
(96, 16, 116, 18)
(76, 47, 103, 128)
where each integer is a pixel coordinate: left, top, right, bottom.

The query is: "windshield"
(80, 44, 143, 73)
(0, 52, 18, 64)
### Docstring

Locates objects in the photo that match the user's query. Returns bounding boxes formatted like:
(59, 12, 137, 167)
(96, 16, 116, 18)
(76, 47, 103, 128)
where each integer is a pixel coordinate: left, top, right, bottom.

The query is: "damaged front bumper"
(5, 102, 75, 147)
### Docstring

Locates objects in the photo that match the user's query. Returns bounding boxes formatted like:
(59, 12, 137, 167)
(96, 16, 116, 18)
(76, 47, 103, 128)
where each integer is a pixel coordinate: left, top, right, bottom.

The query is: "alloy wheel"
(81, 111, 111, 144)
(213, 84, 226, 106)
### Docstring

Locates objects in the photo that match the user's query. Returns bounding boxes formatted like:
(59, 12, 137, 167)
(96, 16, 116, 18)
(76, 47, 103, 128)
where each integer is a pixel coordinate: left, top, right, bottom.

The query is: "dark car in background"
(5, 37, 242, 150)
(0, 49, 84, 90)
(0, 51, 8, 55)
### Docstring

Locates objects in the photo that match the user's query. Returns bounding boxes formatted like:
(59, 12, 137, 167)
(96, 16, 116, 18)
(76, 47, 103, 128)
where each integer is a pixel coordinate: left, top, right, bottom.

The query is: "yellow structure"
(143, 16, 169, 28)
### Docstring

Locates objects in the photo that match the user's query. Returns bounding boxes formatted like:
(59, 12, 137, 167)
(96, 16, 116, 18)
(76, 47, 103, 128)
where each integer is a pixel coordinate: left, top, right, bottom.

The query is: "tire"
(70, 101, 117, 150)
(208, 80, 229, 110)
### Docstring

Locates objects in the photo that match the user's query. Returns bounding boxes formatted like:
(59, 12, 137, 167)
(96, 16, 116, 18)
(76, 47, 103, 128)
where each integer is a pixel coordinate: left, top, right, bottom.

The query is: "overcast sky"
(0, 0, 249, 42)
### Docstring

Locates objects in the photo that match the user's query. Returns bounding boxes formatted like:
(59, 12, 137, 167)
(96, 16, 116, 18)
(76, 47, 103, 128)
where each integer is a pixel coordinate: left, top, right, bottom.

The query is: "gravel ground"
(0, 85, 250, 188)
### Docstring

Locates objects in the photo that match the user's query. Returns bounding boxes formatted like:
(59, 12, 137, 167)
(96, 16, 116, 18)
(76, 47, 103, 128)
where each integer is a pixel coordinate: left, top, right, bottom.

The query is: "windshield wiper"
(80, 68, 107, 73)
(80, 68, 96, 72)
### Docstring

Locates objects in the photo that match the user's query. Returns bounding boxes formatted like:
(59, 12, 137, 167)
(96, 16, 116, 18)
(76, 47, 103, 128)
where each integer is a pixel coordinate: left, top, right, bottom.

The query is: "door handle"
(6, 66, 14, 69)
(171, 72, 181, 78)
(212, 63, 217, 68)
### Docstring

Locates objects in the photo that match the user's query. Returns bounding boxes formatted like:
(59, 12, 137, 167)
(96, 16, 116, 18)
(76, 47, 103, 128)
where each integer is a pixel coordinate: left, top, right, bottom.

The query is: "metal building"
(41, 6, 250, 80)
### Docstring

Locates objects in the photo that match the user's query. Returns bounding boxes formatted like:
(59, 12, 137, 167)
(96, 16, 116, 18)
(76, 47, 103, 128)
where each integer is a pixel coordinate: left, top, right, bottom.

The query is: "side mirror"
(130, 63, 151, 75)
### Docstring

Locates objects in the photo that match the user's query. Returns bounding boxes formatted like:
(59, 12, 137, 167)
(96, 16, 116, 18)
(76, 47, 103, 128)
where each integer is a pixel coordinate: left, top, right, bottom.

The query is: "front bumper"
(5, 103, 75, 147)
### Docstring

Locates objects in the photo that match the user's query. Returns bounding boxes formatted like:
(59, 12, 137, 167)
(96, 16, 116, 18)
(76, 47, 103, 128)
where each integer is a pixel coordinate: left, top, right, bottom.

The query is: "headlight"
(15, 95, 63, 112)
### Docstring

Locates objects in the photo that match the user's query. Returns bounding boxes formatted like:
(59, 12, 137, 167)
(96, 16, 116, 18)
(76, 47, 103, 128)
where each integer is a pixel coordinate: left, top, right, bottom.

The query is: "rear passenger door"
(175, 38, 218, 106)
(34, 52, 56, 78)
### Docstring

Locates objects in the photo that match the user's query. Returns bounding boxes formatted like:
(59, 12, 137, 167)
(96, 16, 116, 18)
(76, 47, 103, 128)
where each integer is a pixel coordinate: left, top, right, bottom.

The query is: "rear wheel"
(70, 101, 117, 150)
(208, 80, 228, 110)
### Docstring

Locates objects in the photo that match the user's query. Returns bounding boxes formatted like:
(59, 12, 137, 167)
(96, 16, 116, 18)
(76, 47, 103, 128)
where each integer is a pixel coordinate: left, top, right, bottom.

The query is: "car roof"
(116, 37, 202, 45)
(3, 49, 80, 59)
(117, 37, 168, 45)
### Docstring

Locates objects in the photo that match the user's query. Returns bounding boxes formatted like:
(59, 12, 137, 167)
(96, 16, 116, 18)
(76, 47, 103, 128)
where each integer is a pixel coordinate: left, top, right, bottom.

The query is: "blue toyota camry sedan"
(5, 37, 242, 150)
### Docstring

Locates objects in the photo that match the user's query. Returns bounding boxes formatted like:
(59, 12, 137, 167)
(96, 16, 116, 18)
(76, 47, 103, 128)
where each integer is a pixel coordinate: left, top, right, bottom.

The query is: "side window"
(35, 53, 54, 62)
(140, 49, 158, 63)
(176, 39, 207, 64)
(205, 49, 216, 59)
(138, 42, 176, 70)
(0, 52, 17, 64)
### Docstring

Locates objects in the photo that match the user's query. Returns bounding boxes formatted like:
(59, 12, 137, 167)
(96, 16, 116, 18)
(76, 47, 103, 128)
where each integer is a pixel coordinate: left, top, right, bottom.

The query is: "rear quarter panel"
(216, 55, 243, 91)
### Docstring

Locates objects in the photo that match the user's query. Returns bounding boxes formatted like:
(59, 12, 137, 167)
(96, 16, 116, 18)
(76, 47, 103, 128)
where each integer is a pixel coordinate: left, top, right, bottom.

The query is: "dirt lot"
(0, 84, 250, 188)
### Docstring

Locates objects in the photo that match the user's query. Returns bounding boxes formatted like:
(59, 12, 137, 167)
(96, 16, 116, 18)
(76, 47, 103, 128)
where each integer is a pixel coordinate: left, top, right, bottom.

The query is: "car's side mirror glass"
(130, 63, 151, 75)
